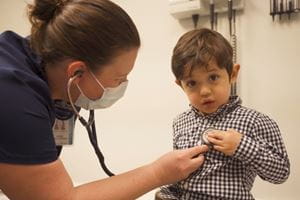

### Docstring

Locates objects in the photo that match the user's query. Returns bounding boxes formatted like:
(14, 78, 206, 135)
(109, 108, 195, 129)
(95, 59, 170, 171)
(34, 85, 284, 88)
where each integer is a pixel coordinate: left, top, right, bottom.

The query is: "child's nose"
(199, 85, 212, 96)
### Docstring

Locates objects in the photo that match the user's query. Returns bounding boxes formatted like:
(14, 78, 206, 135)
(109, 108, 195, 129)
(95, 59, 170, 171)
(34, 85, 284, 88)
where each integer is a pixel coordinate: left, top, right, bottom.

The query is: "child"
(156, 28, 290, 200)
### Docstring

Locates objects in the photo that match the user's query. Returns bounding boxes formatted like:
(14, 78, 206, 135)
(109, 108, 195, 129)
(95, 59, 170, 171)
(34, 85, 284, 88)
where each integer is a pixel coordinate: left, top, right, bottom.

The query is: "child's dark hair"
(171, 28, 233, 80)
(27, 0, 140, 71)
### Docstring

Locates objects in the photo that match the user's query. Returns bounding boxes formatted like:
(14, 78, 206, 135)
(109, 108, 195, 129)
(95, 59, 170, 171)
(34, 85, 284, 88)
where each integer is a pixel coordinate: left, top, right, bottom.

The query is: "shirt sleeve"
(0, 72, 58, 164)
(158, 184, 181, 200)
(233, 113, 290, 184)
(172, 120, 178, 150)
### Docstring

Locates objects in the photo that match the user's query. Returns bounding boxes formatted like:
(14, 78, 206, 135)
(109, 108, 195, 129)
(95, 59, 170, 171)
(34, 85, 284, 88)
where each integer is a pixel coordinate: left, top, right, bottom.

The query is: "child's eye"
(186, 80, 196, 88)
(209, 74, 219, 81)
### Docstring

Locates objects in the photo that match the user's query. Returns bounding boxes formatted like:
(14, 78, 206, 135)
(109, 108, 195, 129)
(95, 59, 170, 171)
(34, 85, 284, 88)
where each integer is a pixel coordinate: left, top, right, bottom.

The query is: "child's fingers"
(213, 145, 224, 152)
(208, 131, 225, 139)
(207, 136, 223, 146)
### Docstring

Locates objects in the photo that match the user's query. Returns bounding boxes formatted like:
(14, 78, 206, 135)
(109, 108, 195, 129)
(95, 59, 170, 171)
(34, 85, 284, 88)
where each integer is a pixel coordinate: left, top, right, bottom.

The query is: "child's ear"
(230, 64, 240, 83)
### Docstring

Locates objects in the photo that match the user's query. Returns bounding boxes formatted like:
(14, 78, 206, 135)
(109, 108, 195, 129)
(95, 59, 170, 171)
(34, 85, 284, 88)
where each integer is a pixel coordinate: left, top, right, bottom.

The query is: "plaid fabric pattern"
(159, 96, 290, 200)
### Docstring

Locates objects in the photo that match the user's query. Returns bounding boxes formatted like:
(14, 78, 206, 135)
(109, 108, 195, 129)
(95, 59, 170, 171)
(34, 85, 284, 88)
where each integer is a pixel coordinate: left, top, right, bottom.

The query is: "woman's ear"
(230, 64, 240, 84)
(67, 61, 87, 83)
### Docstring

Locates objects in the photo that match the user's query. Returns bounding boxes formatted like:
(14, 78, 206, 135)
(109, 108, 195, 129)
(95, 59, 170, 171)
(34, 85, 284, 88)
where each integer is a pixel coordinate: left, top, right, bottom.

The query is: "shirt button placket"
(203, 118, 208, 125)
(183, 182, 189, 190)
(185, 192, 190, 199)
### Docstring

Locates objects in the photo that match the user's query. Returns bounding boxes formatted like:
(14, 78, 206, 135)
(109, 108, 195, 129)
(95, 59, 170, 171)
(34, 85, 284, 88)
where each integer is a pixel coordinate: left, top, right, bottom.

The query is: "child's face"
(177, 62, 239, 115)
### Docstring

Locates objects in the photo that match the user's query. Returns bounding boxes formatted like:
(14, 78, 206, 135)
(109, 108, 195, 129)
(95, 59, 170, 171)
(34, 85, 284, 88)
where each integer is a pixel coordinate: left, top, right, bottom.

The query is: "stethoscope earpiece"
(73, 70, 84, 77)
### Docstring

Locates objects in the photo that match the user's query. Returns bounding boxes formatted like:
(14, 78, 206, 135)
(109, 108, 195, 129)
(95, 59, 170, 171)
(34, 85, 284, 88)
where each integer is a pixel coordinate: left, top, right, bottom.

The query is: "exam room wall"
(0, 0, 299, 199)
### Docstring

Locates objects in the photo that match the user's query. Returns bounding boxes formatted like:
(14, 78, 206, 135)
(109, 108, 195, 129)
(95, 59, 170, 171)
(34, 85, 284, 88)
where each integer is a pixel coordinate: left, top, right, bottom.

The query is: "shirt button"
(203, 119, 208, 124)
(184, 182, 189, 189)
(185, 192, 190, 199)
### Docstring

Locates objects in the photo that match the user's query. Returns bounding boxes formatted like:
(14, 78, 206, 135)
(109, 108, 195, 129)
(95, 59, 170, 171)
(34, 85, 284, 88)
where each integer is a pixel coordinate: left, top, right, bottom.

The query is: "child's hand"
(207, 129, 242, 156)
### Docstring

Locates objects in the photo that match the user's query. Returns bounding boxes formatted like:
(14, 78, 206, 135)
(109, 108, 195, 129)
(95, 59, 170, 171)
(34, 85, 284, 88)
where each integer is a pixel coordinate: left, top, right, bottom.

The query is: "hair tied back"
(28, 0, 67, 24)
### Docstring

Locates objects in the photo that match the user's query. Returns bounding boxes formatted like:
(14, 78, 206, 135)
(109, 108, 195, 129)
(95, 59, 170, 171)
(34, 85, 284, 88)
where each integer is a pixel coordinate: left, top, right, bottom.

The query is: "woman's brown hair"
(28, 0, 140, 70)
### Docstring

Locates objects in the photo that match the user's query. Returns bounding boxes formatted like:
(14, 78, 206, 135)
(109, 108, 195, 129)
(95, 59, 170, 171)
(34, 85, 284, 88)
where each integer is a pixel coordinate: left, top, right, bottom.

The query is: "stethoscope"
(198, 127, 215, 148)
(63, 73, 215, 177)
(65, 73, 115, 177)
(76, 110, 115, 177)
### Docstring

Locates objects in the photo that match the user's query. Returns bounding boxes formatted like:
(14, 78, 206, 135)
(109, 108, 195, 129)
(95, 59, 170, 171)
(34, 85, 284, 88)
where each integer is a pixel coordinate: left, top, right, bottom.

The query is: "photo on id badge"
(53, 116, 75, 145)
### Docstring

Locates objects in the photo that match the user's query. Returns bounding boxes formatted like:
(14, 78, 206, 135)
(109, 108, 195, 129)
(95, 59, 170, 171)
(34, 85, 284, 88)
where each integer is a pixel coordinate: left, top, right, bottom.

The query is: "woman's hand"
(150, 145, 209, 185)
(207, 129, 242, 156)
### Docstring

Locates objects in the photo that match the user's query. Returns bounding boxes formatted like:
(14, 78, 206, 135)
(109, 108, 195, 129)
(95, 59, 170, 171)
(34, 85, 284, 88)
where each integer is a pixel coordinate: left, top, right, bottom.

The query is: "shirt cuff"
(233, 135, 260, 164)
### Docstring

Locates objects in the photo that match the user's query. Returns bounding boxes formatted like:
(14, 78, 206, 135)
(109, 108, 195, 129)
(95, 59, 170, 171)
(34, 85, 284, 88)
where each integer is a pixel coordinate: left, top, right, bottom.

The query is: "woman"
(0, 0, 208, 199)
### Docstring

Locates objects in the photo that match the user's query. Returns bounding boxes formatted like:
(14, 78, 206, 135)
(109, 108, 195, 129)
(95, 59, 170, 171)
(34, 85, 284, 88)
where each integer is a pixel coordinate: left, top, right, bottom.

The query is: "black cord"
(228, 0, 233, 36)
(210, 1, 215, 30)
(90, 122, 115, 177)
(192, 14, 199, 29)
(89, 110, 98, 144)
(79, 111, 115, 177)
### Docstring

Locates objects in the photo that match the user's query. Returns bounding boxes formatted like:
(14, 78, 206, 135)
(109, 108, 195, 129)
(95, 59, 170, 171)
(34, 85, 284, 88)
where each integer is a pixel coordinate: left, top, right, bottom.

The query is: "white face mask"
(74, 72, 128, 110)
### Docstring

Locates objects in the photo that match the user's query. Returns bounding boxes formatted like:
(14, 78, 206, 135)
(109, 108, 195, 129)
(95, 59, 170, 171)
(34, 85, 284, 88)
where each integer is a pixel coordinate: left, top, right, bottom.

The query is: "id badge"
(53, 116, 75, 145)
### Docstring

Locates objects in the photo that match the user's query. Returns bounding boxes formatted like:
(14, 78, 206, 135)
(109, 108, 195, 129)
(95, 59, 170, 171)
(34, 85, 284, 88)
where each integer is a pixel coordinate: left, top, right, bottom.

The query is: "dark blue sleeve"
(0, 69, 58, 164)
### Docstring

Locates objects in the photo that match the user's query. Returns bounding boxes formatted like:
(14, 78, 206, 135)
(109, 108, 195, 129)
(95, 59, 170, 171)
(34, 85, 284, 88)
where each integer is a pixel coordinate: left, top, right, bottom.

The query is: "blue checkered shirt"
(159, 96, 290, 200)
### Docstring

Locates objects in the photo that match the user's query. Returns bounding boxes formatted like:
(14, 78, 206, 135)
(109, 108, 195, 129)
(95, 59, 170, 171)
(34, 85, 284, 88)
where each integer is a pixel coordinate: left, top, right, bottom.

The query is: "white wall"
(0, 0, 299, 199)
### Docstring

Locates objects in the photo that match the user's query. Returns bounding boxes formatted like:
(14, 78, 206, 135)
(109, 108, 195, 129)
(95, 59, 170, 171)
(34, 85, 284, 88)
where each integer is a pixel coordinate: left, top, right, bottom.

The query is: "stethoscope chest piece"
(198, 127, 216, 148)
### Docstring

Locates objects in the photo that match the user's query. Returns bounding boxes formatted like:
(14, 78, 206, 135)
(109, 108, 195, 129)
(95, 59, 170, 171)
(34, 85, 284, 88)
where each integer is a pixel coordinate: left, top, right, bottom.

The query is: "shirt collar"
(22, 35, 45, 79)
(188, 95, 242, 119)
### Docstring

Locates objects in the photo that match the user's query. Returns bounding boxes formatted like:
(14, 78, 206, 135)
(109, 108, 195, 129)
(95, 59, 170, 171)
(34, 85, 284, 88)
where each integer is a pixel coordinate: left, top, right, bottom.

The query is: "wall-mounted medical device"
(270, 0, 300, 21)
(169, 0, 202, 19)
(168, 0, 244, 20)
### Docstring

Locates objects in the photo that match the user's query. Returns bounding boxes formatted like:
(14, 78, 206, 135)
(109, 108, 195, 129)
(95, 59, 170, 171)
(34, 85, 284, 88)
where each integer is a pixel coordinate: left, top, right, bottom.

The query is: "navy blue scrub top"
(0, 31, 60, 164)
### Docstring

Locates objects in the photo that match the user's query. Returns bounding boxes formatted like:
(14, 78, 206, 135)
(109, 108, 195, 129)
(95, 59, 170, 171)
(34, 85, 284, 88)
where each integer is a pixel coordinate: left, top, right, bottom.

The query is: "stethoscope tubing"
(82, 111, 115, 177)
(67, 75, 115, 177)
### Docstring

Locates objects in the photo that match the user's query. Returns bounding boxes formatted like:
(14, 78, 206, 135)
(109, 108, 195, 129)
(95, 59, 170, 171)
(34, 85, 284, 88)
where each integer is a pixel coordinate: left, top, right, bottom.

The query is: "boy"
(156, 28, 290, 200)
